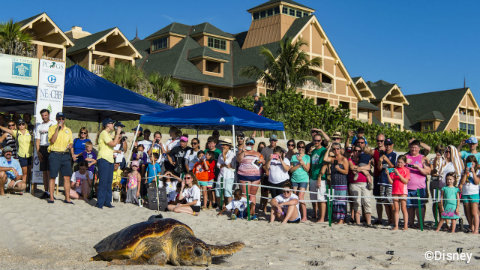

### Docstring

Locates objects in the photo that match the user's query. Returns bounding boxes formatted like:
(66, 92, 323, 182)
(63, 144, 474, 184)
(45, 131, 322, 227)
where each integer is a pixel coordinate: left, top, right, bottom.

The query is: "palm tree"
(102, 62, 149, 93)
(148, 72, 183, 107)
(0, 19, 33, 56)
(240, 37, 321, 92)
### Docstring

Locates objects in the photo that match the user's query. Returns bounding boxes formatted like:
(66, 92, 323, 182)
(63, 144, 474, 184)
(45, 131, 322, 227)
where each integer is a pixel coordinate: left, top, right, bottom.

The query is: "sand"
(0, 190, 478, 270)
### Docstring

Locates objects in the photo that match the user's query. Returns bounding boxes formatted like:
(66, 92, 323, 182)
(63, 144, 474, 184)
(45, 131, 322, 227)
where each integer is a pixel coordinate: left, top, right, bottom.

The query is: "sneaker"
(231, 214, 237, 220)
(251, 214, 258, 221)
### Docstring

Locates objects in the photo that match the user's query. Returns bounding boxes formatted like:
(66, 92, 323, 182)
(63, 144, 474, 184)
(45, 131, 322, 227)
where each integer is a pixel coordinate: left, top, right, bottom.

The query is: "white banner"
(32, 59, 66, 184)
(0, 53, 39, 86)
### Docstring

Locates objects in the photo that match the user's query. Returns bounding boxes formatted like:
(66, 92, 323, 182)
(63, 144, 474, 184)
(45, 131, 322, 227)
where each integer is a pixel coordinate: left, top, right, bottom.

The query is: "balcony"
(91, 64, 105, 76)
(181, 94, 227, 106)
(383, 110, 402, 120)
(300, 81, 333, 93)
(459, 114, 475, 123)
(393, 111, 402, 120)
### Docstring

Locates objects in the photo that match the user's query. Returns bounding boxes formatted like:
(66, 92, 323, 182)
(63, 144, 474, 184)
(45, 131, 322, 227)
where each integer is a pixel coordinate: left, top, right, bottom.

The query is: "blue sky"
(3, 0, 479, 100)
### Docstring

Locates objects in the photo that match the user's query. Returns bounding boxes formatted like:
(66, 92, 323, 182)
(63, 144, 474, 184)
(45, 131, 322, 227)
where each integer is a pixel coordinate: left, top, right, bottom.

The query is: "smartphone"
(387, 168, 395, 173)
(272, 154, 279, 160)
(406, 164, 415, 168)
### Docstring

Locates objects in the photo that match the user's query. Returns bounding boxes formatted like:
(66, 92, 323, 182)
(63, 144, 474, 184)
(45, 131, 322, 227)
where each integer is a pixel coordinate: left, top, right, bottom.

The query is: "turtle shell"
(94, 218, 194, 259)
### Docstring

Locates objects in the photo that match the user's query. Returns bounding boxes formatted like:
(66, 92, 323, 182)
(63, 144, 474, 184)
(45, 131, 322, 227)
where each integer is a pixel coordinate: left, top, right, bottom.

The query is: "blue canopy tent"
(133, 100, 285, 158)
(0, 65, 172, 121)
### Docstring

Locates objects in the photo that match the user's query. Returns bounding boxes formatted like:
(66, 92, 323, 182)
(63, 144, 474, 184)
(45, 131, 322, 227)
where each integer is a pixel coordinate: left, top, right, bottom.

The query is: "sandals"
(63, 200, 74, 204)
(47, 200, 54, 204)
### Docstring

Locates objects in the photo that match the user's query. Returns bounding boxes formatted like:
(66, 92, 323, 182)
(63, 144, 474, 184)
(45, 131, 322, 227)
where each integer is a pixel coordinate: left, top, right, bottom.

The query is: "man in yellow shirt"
(47, 112, 74, 204)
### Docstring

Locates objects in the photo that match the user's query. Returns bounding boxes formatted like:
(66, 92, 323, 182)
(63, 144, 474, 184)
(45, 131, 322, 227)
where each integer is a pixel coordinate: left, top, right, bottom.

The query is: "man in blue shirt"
(0, 146, 25, 195)
(376, 138, 397, 225)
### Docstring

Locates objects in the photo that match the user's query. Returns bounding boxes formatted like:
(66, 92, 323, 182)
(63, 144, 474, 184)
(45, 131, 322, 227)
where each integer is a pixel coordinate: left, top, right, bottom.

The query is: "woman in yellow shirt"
(96, 118, 122, 209)
(0, 118, 32, 187)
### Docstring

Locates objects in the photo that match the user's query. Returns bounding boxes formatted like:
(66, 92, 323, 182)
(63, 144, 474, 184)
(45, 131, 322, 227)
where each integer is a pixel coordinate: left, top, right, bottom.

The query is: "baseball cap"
(180, 136, 188, 142)
(102, 118, 114, 127)
(132, 126, 143, 132)
(269, 134, 278, 141)
(246, 138, 255, 145)
(17, 118, 25, 125)
(3, 146, 13, 153)
(466, 136, 478, 144)
(384, 138, 394, 145)
(56, 112, 65, 119)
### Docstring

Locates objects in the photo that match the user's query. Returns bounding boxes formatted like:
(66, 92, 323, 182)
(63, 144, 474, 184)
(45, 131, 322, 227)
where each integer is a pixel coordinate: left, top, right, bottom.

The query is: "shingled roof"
(145, 22, 191, 40)
(248, 0, 314, 12)
(366, 80, 396, 101)
(404, 88, 469, 132)
(17, 12, 44, 27)
(67, 28, 115, 54)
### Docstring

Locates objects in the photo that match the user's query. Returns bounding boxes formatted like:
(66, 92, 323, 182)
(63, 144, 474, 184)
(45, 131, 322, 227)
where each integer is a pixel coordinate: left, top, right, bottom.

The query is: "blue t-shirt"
(81, 151, 97, 173)
(0, 157, 22, 177)
(147, 163, 162, 183)
(379, 151, 397, 186)
(460, 151, 480, 163)
(73, 138, 91, 155)
(358, 153, 372, 165)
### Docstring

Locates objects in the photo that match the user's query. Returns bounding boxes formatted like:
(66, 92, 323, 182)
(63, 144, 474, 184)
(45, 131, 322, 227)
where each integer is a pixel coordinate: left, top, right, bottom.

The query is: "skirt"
(126, 187, 138, 204)
(332, 184, 348, 221)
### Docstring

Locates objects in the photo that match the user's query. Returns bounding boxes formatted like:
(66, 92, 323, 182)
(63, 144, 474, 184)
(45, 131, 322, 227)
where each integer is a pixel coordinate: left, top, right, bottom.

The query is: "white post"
(126, 124, 141, 165)
(232, 125, 236, 150)
(283, 130, 287, 140)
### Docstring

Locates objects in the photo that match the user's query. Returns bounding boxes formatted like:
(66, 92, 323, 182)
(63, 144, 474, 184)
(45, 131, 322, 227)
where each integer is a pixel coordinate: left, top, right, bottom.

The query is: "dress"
(331, 161, 348, 221)
(441, 186, 459, 219)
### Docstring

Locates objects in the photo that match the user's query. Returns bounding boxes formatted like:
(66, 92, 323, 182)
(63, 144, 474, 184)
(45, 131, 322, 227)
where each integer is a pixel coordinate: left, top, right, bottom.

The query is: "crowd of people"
(1, 110, 480, 233)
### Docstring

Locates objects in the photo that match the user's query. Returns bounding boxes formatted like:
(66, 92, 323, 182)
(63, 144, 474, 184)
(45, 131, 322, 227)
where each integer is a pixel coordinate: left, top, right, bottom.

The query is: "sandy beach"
(0, 190, 479, 270)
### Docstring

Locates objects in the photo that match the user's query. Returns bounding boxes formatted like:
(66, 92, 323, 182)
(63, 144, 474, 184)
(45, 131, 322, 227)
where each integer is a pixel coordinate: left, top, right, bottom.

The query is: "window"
(152, 37, 168, 51)
(339, 101, 349, 110)
(253, 12, 259, 20)
(267, 8, 273, 16)
(289, 8, 295, 16)
(459, 122, 474, 135)
(422, 121, 434, 132)
(282, 7, 288, 14)
(274, 7, 280, 14)
(460, 122, 467, 133)
(303, 12, 309, 17)
(206, 60, 221, 73)
(317, 98, 327, 106)
(260, 10, 266, 18)
(207, 37, 226, 50)
(296, 10, 302, 17)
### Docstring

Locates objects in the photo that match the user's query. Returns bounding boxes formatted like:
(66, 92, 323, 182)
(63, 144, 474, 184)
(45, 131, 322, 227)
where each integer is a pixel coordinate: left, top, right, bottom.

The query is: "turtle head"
(176, 236, 211, 266)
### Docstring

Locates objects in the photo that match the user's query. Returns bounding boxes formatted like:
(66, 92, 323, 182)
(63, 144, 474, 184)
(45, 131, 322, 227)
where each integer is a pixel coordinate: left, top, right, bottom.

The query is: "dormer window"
(206, 60, 221, 73)
(252, 6, 280, 20)
(152, 36, 168, 51)
(207, 37, 226, 50)
(281, 6, 311, 18)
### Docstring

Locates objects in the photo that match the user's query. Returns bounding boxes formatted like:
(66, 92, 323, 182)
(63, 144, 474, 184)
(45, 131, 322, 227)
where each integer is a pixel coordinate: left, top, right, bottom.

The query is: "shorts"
(198, 180, 213, 188)
(349, 182, 373, 213)
(18, 156, 32, 167)
(215, 177, 234, 198)
(190, 205, 201, 212)
(373, 176, 381, 198)
(39, 146, 50, 171)
(407, 188, 427, 208)
(49, 152, 73, 178)
(462, 194, 480, 203)
(291, 182, 308, 189)
(379, 185, 393, 203)
(287, 217, 300, 223)
(429, 180, 444, 199)
(238, 175, 261, 181)
(309, 179, 326, 202)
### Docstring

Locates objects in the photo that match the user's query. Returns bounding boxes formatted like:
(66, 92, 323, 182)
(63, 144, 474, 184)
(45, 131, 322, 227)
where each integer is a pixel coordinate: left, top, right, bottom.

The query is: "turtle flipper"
(208, 242, 245, 257)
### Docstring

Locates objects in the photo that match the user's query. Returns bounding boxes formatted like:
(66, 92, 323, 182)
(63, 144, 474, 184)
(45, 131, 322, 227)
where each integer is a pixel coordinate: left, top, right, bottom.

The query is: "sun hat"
(331, 131, 342, 139)
(180, 136, 188, 142)
(220, 138, 233, 146)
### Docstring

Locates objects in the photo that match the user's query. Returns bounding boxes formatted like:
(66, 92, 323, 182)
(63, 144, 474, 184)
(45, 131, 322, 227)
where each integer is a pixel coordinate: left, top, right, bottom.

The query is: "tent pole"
(283, 130, 287, 140)
(126, 124, 141, 165)
(196, 128, 199, 139)
(232, 125, 236, 150)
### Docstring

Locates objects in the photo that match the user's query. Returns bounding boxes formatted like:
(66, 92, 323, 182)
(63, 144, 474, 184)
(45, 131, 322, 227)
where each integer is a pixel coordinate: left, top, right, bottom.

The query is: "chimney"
(65, 26, 91, 40)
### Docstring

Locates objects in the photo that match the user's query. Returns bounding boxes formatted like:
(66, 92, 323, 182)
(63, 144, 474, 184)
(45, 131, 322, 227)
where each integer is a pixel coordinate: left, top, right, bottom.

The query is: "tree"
(148, 72, 183, 108)
(102, 62, 150, 93)
(239, 37, 322, 92)
(0, 19, 33, 56)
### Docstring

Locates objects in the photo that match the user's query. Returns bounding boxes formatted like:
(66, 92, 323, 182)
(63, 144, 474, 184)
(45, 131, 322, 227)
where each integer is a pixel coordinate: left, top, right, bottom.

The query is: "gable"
(20, 13, 73, 47)
(384, 86, 409, 105)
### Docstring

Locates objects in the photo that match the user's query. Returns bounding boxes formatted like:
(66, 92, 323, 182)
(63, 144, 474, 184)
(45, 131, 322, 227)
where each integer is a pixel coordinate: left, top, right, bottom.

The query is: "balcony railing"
(181, 94, 227, 106)
(459, 114, 475, 123)
(300, 81, 333, 93)
(210, 97, 227, 102)
(393, 111, 402, 120)
(91, 64, 105, 76)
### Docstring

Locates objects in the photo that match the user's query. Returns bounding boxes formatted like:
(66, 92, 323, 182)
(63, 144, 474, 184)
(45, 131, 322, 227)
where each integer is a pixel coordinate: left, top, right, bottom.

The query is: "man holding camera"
(47, 112, 74, 204)
(376, 138, 397, 225)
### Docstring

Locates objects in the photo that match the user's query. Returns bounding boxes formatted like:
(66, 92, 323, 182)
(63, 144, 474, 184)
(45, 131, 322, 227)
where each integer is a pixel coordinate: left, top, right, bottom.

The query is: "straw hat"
(331, 131, 343, 139)
(220, 138, 233, 146)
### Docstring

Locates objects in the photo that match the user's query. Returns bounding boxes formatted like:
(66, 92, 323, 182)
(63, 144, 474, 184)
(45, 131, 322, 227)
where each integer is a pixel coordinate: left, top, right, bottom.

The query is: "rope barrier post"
(433, 189, 438, 228)
(328, 186, 333, 227)
(220, 177, 224, 209)
(246, 182, 251, 221)
(417, 189, 423, 231)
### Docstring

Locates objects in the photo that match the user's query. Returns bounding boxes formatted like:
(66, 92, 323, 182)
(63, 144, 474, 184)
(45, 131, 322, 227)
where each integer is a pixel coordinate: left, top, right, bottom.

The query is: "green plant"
(102, 62, 150, 93)
(148, 72, 183, 107)
(0, 19, 34, 56)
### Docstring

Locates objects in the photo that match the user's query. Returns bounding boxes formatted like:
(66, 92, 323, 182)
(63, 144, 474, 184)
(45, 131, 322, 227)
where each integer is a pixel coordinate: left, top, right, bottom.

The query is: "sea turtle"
(91, 217, 245, 266)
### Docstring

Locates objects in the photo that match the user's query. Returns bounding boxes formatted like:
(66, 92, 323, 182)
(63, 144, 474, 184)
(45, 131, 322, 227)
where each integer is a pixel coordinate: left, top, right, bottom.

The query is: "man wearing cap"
(35, 109, 56, 199)
(0, 146, 25, 195)
(252, 94, 264, 138)
(458, 136, 480, 162)
(216, 138, 236, 206)
(167, 136, 191, 176)
(96, 118, 123, 209)
(376, 138, 397, 225)
(259, 134, 281, 211)
(47, 112, 74, 203)
(309, 134, 327, 222)
(235, 132, 246, 154)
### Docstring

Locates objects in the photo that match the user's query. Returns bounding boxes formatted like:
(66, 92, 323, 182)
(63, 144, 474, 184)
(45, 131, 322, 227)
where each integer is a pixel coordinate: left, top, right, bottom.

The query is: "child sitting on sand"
(217, 189, 247, 220)
(269, 182, 301, 224)
(436, 172, 461, 233)
(126, 160, 141, 204)
(70, 161, 93, 201)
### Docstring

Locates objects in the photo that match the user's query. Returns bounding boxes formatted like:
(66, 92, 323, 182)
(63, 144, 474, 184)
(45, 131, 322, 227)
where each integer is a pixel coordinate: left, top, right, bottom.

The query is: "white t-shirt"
(463, 170, 480, 195)
(185, 149, 200, 171)
(138, 140, 153, 162)
(182, 185, 201, 206)
(268, 158, 290, 184)
(274, 193, 300, 217)
(35, 120, 56, 146)
(165, 180, 178, 202)
(166, 138, 180, 152)
(217, 150, 236, 180)
(71, 170, 93, 193)
(226, 197, 247, 212)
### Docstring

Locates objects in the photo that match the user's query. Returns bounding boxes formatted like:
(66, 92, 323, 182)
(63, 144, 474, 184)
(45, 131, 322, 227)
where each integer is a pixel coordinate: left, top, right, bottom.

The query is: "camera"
(406, 164, 415, 168)
(382, 163, 389, 169)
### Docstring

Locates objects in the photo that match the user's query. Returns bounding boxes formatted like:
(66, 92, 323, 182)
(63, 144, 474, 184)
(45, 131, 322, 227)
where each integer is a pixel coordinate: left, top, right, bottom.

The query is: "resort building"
(133, 0, 364, 116)
(404, 88, 480, 136)
(66, 27, 142, 75)
(18, 13, 74, 62)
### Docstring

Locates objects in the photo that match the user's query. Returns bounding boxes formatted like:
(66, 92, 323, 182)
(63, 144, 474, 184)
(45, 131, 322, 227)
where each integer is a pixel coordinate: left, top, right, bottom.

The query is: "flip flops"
(63, 200, 74, 204)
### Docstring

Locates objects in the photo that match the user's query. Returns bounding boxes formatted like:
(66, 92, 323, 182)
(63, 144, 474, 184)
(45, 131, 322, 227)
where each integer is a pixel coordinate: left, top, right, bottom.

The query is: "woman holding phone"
(266, 146, 291, 198)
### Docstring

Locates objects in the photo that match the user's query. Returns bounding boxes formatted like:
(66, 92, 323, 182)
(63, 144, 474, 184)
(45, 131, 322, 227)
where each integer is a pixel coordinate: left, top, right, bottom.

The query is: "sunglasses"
(288, 144, 295, 147)
(80, 132, 87, 134)
(313, 140, 321, 142)
(354, 150, 362, 152)
(246, 143, 254, 145)
(332, 148, 340, 150)
(358, 142, 366, 144)
(8, 124, 15, 127)
(192, 142, 198, 145)
(283, 190, 291, 194)
(297, 146, 305, 149)
(184, 177, 192, 179)
(57, 117, 65, 120)
(376, 140, 384, 142)
(19, 123, 26, 126)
